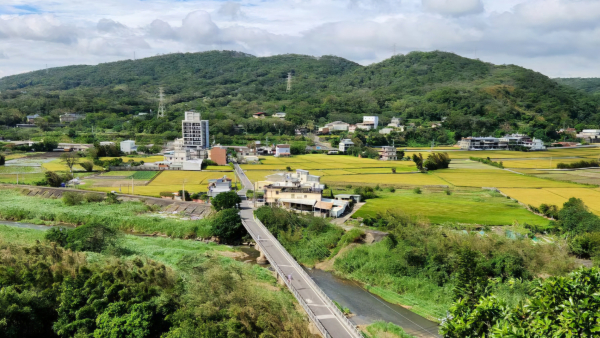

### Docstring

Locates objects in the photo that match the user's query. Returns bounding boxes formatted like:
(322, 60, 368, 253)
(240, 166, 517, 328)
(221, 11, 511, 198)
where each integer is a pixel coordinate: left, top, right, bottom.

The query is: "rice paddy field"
(501, 188, 600, 215)
(83, 170, 236, 196)
(353, 189, 547, 225)
(323, 173, 448, 187)
(241, 154, 417, 171)
(433, 169, 581, 188)
(100, 156, 165, 163)
(405, 147, 600, 161)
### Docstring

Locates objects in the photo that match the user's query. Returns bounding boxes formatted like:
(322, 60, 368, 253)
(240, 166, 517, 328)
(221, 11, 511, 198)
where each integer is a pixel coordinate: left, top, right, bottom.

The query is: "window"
(304, 195, 307, 198)
(291, 194, 295, 198)
(276, 191, 279, 195)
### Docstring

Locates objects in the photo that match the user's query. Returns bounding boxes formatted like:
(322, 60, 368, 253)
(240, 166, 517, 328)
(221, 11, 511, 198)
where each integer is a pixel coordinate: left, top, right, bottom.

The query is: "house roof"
(276, 144, 290, 148)
(314, 201, 333, 210)
(279, 198, 317, 206)
(253, 112, 266, 115)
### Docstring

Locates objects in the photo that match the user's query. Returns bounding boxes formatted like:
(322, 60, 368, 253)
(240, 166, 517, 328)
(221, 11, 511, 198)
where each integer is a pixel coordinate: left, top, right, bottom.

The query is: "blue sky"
(0, 0, 600, 78)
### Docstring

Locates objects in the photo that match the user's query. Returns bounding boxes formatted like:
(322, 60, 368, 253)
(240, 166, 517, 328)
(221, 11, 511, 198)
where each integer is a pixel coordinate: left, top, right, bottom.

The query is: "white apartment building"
(576, 129, 600, 143)
(182, 111, 209, 149)
(120, 140, 137, 153)
(275, 144, 291, 157)
(339, 139, 354, 152)
(379, 146, 398, 161)
(363, 116, 379, 129)
(324, 121, 350, 131)
(459, 134, 546, 151)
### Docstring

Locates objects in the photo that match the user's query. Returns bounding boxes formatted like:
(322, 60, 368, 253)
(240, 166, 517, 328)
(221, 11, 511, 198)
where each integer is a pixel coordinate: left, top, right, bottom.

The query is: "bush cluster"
(470, 156, 504, 168)
(557, 159, 600, 169)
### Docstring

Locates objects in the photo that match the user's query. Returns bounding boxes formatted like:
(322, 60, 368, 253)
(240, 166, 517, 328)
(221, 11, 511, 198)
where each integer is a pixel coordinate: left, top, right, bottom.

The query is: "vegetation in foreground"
(0, 224, 311, 338)
(0, 189, 213, 238)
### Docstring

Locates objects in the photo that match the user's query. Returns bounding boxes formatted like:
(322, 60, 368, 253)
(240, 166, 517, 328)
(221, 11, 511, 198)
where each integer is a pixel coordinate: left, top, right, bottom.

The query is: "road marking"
(316, 315, 337, 319)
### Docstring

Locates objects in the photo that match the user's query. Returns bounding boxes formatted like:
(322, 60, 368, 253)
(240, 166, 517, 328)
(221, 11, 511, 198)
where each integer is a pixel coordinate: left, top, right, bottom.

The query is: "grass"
(0, 189, 213, 238)
(0, 173, 46, 184)
(363, 321, 416, 338)
(502, 158, 593, 169)
(353, 189, 547, 225)
(131, 171, 158, 180)
(0, 224, 45, 245)
(42, 159, 104, 172)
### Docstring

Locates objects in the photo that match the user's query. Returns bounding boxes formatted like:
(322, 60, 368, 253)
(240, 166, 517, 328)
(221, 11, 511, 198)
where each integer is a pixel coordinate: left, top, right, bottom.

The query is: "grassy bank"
(0, 189, 213, 238)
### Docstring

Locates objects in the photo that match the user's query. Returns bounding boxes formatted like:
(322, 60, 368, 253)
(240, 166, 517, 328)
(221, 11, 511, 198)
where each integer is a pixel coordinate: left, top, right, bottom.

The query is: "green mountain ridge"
(0, 50, 598, 141)
(554, 78, 600, 95)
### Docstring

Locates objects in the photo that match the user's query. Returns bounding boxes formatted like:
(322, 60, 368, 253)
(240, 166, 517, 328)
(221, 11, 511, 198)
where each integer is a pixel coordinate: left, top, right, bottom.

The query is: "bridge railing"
(242, 220, 334, 338)
(248, 215, 364, 338)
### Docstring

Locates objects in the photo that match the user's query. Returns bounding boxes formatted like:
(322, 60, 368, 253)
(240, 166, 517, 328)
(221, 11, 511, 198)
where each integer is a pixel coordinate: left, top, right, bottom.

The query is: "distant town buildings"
(273, 112, 286, 119)
(388, 117, 402, 128)
(59, 113, 84, 123)
(253, 112, 266, 119)
(207, 176, 232, 197)
(459, 134, 546, 151)
(163, 138, 203, 170)
(26, 114, 41, 123)
(362, 116, 379, 129)
(323, 121, 350, 132)
(378, 146, 398, 161)
(275, 144, 291, 157)
(182, 111, 209, 150)
(379, 128, 393, 135)
(209, 147, 228, 166)
(339, 139, 354, 153)
(576, 129, 600, 143)
(120, 140, 137, 154)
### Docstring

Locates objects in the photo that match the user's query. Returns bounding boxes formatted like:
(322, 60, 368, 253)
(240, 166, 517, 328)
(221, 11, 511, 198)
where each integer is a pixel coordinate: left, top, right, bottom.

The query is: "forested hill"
(555, 78, 600, 95)
(1, 50, 599, 141)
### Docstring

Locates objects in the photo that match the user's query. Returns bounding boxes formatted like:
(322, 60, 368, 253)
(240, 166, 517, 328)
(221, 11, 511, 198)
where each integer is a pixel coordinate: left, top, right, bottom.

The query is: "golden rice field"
(242, 154, 417, 171)
(405, 147, 600, 160)
(42, 159, 104, 172)
(501, 158, 588, 169)
(244, 170, 279, 184)
(85, 171, 234, 197)
(500, 188, 600, 215)
(204, 166, 233, 171)
(433, 169, 581, 188)
(322, 173, 448, 187)
(100, 156, 164, 163)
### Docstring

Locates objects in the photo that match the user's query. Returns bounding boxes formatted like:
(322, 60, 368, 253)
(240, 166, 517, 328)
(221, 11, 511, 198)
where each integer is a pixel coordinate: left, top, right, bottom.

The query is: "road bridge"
(234, 164, 361, 338)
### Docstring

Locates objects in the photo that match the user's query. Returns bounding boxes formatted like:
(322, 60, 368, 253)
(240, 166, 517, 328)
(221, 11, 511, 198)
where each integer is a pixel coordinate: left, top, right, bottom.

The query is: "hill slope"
(555, 78, 600, 95)
(0, 50, 598, 141)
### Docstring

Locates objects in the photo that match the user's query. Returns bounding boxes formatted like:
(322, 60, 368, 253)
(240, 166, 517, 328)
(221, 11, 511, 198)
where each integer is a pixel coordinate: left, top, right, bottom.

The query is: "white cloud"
(422, 0, 484, 16)
(0, 14, 76, 44)
(218, 2, 245, 20)
(1, 0, 600, 77)
(0, 51, 7, 59)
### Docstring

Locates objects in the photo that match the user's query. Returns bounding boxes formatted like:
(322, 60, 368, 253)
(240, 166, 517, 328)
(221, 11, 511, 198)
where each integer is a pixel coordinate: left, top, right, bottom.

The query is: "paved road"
(234, 165, 360, 338)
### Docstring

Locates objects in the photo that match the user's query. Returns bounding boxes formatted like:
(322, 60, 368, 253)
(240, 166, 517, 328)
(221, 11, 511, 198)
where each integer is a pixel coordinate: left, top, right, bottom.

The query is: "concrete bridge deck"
(234, 164, 361, 338)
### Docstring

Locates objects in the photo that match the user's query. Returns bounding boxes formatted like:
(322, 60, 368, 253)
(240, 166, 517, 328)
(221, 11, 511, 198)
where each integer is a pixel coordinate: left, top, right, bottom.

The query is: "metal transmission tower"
(286, 72, 292, 92)
(157, 87, 166, 118)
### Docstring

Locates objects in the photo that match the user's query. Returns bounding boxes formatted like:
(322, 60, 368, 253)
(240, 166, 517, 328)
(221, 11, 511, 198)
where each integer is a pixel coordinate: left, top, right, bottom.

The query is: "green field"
(131, 171, 159, 180)
(353, 189, 547, 225)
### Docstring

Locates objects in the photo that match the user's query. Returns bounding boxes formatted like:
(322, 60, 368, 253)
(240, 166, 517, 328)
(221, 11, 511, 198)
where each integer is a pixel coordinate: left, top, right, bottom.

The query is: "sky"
(0, 0, 599, 79)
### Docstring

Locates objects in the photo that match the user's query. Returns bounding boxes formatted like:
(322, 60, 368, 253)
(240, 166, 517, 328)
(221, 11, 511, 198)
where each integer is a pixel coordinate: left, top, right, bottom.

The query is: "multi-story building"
(363, 116, 379, 129)
(120, 140, 137, 153)
(60, 113, 84, 123)
(388, 117, 402, 128)
(378, 146, 397, 161)
(208, 176, 232, 197)
(355, 123, 372, 131)
(324, 121, 350, 131)
(459, 134, 546, 151)
(209, 147, 227, 165)
(339, 139, 354, 152)
(182, 111, 209, 150)
(576, 129, 600, 143)
(275, 144, 291, 157)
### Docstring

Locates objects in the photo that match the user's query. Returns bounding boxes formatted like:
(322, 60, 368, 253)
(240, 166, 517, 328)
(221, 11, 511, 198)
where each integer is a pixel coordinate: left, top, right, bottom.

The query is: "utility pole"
(182, 180, 185, 201)
(286, 72, 292, 92)
(157, 87, 166, 118)
(132, 176, 134, 195)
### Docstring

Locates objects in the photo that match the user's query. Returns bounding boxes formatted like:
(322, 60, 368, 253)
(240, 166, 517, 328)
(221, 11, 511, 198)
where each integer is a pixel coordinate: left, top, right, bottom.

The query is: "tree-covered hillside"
(555, 78, 600, 95)
(1, 50, 598, 143)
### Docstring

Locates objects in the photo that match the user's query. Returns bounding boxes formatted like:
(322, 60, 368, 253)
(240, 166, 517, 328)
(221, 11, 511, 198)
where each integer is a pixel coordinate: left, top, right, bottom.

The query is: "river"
(2, 221, 441, 338)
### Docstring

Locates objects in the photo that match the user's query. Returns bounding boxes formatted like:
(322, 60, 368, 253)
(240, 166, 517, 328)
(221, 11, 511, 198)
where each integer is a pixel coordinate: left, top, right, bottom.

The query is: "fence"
(109, 166, 179, 171)
(244, 215, 363, 338)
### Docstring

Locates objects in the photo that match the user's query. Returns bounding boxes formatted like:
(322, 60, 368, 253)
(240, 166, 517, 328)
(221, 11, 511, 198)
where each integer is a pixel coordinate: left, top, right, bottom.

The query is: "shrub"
(62, 192, 83, 206)
(45, 171, 71, 187)
(105, 192, 120, 204)
(212, 191, 241, 211)
(64, 223, 119, 252)
(388, 187, 396, 193)
(391, 167, 396, 174)
(375, 184, 381, 191)
(0, 154, 5, 166)
(83, 192, 104, 203)
(413, 187, 422, 194)
(44, 227, 70, 246)
(159, 191, 174, 198)
(445, 188, 452, 195)
(211, 208, 246, 244)
(80, 161, 94, 172)
(286, 166, 292, 171)
(353, 186, 377, 200)
(177, 190, 192, 201)
(345, 184, 353, 189)
(190, 193, 200, 200)
(557, 160, 599, 169)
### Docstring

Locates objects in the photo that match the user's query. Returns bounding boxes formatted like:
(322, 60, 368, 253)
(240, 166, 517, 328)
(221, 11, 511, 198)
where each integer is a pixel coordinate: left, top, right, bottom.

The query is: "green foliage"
(211, 191, 241, 211)
(131, 171, 158, 180)
(105, 192, 120, 204)
(423, 152, 451, 170)
(440, 267, 600, 338)
(42, 171, 71, 187)
(557, 159, 600, 169)
(83, 192, 104, 203)
(412, 153, 425, 172)
(413, 187, 422, 194)
(62, 191, 83, 206)
(63, 223, 118, 252)
(44, 227, 69, 246)
(0, 154, 5, 166)
(178, 189, 192, 201)
(364, 321, 416, 338)
(353, 186, 377, 200)
(558, 198, 600, 234)
(79, 160, 94, 172)
(210, 208, 245, 244)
